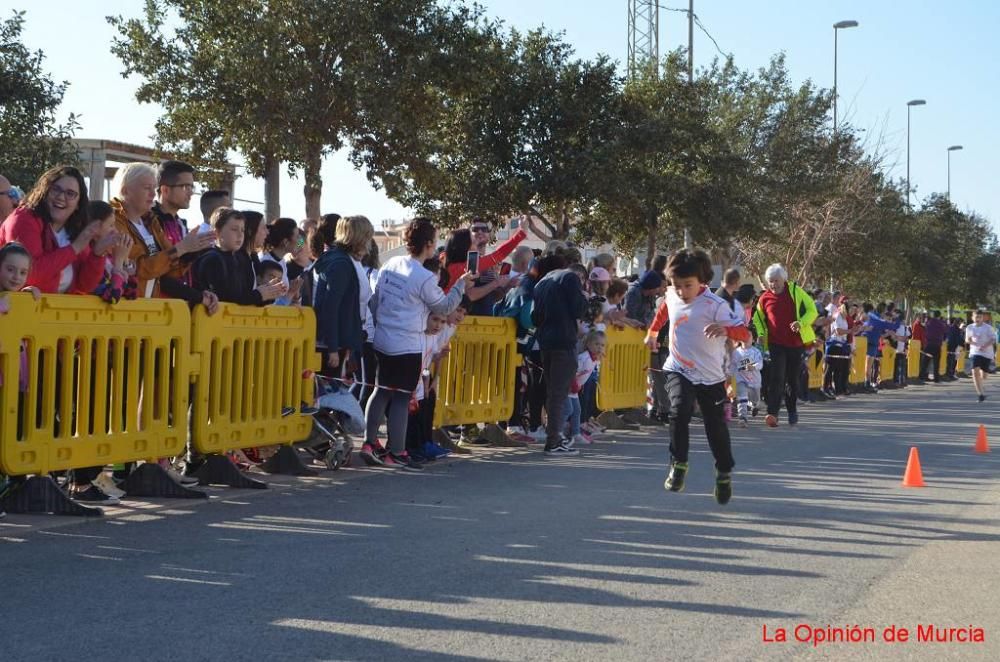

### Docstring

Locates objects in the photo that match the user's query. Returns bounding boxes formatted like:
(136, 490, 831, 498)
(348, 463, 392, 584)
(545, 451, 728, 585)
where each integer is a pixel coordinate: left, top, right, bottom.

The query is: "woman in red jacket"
(0, 166, 115, 294)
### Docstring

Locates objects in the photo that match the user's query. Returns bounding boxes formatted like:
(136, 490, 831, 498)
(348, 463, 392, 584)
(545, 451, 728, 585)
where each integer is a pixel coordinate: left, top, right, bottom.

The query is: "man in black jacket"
(532, 266, 588, 455)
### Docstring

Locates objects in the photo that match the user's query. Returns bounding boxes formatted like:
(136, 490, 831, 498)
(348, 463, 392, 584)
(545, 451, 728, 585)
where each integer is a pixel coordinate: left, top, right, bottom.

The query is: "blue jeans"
(565, 396, 582, 436)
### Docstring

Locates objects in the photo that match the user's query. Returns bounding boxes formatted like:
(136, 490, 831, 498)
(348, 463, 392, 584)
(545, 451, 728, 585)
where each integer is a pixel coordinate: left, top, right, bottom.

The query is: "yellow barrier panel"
(938, 346, 948, 378)
(807, 349, 823, 389)
(908, 340, 922, 378)
(190, 304, 319, 454)
(881, 345, 897, 384)
(850, 338, 868, 385)
(956, 348, 966, 374)
(433, 316, 520, 427)
(597, 325, 648, 411)
(0, 294, 192, 476)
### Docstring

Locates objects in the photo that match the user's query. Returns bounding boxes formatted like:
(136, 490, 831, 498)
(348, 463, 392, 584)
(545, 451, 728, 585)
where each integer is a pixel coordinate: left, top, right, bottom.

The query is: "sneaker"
(823, 389, 838, 400)
(751, 405, 758, 417)
(714, 472, 733, 505)
(70, 484, 120, 505)
(738, 416, 748, 428)
(388, 452, 423, 471)
(92, 473, 125, 499)
(408, 450, 433, 463)
(544, 443, 580, 456)
(765, 414, 778, 428)
(664, 462, 688, 492)
(360, 443, 386, 467)
(281, 406, 296, 417)
(507, 426, 527, 436)
(788, 412, 799, 425)
(979, 394, 986, 403)
(166, 467, 200, 486)
(528, 428, 548, 442)
(422, 441, 449, 459)
(300, 404, 320, 416)
(571, 433, 592, 446)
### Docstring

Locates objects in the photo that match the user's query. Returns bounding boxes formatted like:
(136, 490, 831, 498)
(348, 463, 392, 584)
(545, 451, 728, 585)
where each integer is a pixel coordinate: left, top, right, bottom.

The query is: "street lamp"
(906, 99, 927, 209)
(947, 145, 963, 201)
(833, 20, 859, 135)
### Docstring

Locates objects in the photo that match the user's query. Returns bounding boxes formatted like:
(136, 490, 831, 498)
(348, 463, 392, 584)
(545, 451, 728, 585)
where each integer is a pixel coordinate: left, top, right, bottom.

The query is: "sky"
(13, 0, 1000, 230)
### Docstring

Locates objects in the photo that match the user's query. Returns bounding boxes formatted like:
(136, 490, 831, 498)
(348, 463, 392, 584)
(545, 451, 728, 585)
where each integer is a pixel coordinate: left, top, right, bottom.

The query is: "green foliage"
(372, 27, 622, 236)
(0, 11, 80, 189)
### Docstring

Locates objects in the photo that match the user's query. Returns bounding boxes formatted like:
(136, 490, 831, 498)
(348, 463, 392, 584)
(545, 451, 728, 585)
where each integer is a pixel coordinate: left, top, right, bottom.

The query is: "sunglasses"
(471, 226, 490, 233)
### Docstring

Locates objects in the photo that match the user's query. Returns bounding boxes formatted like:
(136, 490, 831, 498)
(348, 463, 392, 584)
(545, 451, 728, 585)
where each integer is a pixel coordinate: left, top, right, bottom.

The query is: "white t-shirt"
(352, 257, 372, 331)
(895, 323, 911, 352)
(53, 229, 74, 293)
(965, 323, 997, 359)
(362, 267, 379, 339)
(730, 346, 764, 388)
(370, 256, 464, 355)
(662, 286, 746, 385)
(571, 350, 598, 398)
(130, 219, 161, 298)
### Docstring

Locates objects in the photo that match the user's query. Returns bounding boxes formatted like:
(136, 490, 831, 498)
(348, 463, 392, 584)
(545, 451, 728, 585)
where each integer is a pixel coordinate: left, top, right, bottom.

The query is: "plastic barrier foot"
(0, 476, 104, 517)
(621, 409, 656, 426)
(123, 463, 208, 499)
(434, 428, 471, 455)
(597, 411, 635, 430)
(482, 423, 528, 448)
(195, 454, 268, 489)
(261, 445, 318, 477)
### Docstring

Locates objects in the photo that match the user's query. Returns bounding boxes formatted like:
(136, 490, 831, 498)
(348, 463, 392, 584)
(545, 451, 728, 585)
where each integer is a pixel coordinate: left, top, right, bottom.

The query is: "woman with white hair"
(751, 263, 818, 427)
(110, 162, 215, 299)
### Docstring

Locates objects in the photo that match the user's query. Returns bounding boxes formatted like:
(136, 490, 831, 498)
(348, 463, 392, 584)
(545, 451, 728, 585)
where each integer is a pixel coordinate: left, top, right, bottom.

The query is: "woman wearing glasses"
(0, 165, 112, 293)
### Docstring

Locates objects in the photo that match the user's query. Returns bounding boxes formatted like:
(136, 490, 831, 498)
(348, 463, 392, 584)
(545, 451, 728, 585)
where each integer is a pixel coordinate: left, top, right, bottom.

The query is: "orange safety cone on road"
(974, 425, 990, 453)
(901, 447, 926, 488)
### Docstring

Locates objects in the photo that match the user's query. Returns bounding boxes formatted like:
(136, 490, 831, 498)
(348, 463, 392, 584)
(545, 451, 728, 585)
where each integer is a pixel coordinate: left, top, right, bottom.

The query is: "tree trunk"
(264, 155, 281, 220)
(303, 147, 322, 220)
(645, 209, 657, 264)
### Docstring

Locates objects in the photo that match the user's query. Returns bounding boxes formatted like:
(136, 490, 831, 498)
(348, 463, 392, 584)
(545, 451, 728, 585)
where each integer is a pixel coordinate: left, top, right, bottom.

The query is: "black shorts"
(374, 351, 422, 392)
(972, 355, 992, 372)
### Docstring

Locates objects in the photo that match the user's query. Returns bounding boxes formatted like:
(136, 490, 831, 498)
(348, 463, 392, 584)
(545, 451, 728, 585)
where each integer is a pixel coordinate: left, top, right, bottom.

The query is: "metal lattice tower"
(627, 0, 659, 79)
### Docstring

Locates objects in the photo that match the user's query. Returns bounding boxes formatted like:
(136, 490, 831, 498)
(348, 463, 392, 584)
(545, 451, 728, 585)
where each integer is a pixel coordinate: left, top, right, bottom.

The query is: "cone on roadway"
(901, 447, 925, 488)
(974, 425, 990, 454)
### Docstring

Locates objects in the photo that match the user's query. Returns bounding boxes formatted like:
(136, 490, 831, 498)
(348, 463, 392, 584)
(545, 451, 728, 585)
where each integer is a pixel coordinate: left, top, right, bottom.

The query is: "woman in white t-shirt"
(360, 218, 472, 470)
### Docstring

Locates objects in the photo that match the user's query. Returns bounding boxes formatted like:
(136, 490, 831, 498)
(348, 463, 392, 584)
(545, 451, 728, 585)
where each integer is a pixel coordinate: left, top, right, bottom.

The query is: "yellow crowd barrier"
(597, 325, 648, 411)
(1, 294, 193, 476)
(433, 316, 520, 427)
(851, 337, 868, 384)
(189, 304, 320, 454)
(882, 344, 897, 382)
(807, 350, 823, 389)
(908, 340, 922, 378)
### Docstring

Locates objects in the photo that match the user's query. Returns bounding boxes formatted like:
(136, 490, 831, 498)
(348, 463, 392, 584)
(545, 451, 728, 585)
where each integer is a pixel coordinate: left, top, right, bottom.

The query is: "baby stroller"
(296, 375, 365, 470)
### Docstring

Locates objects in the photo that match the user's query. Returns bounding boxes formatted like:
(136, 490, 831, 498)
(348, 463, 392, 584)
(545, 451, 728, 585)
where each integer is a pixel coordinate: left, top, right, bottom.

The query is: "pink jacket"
(0, 207, 105, 294)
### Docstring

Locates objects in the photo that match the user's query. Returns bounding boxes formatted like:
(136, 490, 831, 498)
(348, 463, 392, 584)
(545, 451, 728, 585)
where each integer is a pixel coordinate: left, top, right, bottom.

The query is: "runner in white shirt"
(645, 249, 749, 506)
(965, 310, 997, 402)
(730, 339, 764, 426)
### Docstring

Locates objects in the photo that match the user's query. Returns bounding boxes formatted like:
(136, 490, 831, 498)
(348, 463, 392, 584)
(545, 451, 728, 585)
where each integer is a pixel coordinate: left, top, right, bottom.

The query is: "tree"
(110, 0, 487, 220)
(0, 11, 80, 189)
(376, 28, 621, 238)
(578, 51, 755, 257)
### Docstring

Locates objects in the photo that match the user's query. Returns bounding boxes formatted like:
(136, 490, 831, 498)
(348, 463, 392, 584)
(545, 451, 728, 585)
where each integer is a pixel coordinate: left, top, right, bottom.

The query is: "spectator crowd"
(0, 162, 996, 515)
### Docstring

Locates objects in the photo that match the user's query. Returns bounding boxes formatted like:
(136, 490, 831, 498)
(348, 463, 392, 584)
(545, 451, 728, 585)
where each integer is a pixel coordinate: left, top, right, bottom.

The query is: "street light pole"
(832, 20, 858, 135)
(683, 0, 694, 249)
(906, 99, 926, 209)
(947, 145, 963, 201)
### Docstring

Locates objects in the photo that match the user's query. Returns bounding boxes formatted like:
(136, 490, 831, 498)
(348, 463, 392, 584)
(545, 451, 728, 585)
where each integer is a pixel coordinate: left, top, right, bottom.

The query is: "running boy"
(965, 309, 996, 402)
(731, 336, 764, 426)
(645, 249, 750, 505)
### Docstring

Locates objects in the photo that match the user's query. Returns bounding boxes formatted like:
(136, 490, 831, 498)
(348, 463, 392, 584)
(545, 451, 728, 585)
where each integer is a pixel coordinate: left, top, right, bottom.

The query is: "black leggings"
(526, 352, 546, 431)
(364, 351, 421, 454)
(765, 344, 803, 416)
(824, 343, 850, 393)
(664, 373, 734, 472)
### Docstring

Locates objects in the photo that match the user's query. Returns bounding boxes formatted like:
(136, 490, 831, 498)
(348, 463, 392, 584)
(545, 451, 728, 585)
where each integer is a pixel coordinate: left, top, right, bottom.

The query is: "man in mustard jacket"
(752, 264, 817, 427)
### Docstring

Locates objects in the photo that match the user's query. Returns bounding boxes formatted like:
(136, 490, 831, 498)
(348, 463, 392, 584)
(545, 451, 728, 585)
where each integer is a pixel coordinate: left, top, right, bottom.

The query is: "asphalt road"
(2, 379, 999, 661)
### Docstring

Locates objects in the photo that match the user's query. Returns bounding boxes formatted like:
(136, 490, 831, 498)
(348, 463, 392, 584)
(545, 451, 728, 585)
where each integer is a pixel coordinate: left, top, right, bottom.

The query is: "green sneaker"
(664, 462, 688, 492)
(714, 472, 733, 505)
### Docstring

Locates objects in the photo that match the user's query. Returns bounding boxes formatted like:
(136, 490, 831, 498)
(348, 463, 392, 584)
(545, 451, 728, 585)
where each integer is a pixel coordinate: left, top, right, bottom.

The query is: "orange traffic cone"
(901, 447, 926, 488)
(974, 425, 990, 453)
